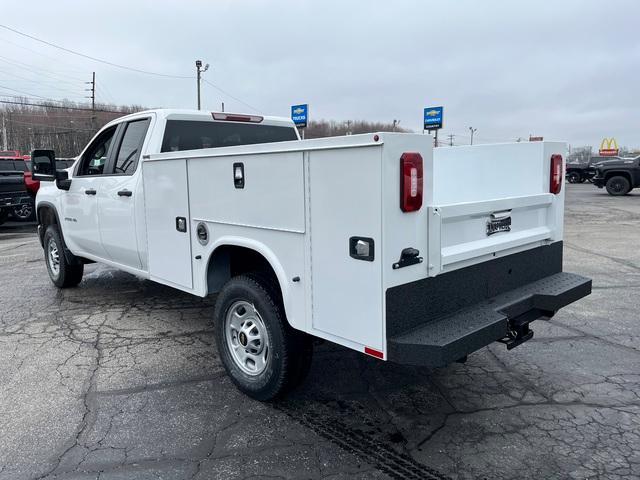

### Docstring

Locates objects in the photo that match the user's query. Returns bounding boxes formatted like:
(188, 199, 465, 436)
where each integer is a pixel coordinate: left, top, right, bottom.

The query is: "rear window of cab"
(161, 120, 298, 153)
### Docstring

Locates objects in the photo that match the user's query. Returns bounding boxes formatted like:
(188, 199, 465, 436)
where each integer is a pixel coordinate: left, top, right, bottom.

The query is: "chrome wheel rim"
(14, 204, 32, 219)
(47, 238, 60, 278)
(225, 300, 270, 376)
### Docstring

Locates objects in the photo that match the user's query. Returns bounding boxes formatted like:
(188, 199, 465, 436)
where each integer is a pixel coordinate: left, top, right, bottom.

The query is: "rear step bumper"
(387, 269, 591, 367)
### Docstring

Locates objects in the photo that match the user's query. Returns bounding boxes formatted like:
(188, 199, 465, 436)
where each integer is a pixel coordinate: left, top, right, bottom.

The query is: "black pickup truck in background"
(565, 156, 622, 184)
(0, 158, 30, 225)
(566, 160, 597, 183)
(592, 155, 640, 196)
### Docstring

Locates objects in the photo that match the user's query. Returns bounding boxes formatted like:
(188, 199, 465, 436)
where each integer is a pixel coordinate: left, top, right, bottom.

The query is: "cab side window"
(78, 126, 117, 176)
(113, 119, 150, 175)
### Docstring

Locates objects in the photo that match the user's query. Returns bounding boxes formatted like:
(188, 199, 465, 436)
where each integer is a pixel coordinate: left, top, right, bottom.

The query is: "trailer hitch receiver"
(497, 313, 538, 350)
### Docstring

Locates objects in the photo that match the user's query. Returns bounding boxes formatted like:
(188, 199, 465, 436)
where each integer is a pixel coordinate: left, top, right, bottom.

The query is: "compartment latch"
(392, 247, 423, 270)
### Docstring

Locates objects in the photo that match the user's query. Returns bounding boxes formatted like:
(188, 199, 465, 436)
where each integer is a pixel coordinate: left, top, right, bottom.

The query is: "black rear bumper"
(386, 242, 592, 367)
(1, 193, 31, 208)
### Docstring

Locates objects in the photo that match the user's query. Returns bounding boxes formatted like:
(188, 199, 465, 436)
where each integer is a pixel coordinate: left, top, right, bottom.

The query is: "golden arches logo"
(599, 137, 619, 156)
(600, 138, 618, 151)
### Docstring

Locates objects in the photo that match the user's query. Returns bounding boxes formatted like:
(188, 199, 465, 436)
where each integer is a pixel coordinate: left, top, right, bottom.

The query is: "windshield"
(161, 120, 298, 153)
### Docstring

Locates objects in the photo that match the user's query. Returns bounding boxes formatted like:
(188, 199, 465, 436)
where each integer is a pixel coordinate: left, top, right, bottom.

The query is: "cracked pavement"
(0, 184, 639, 479)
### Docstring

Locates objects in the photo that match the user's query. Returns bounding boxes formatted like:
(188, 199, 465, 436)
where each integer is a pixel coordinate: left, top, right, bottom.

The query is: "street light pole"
(195, 60, 210, 110)
(469, 126, 477, 145)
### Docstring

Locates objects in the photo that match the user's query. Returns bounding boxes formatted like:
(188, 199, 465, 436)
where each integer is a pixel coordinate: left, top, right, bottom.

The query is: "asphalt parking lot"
(0, 184, 639, 480)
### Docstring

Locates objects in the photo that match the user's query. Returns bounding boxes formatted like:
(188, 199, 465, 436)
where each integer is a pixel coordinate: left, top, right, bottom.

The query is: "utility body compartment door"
(307, 146, 384, 351)
(143, 159, 193, 289)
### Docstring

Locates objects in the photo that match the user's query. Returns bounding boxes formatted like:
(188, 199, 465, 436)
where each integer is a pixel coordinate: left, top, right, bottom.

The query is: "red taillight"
(400, 152, 423, 212)
(211, 112, 264, 123)
(550, 154, 563, 194)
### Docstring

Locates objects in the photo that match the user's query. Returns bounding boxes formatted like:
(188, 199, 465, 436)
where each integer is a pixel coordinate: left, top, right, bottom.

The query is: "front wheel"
(43, 225, 84, 288)
(567, 171, 581, 184)
(605, 176, 631, 196)
(214, 273, 312, 401)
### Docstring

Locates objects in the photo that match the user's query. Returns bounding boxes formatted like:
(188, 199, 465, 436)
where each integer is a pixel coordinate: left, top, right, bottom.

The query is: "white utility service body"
(35, 109, 590, 398)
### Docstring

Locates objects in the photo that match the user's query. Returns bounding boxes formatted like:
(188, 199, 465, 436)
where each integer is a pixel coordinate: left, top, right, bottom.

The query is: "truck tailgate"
(429, 142, 566, 273)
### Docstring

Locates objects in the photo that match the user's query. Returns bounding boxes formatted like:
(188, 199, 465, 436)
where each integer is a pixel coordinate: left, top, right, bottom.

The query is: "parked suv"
(592, 155, 640, 195)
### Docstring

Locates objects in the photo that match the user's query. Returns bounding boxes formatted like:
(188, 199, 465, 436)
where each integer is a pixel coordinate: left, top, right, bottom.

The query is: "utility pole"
(447, 133, 454, 146)
(85, 72, 95, 111)
(469, 126, 477, 145)
(221, 102, 224, 112)
(195, 60, 209, 110)
(86, 72, 96, 129)
(392, 119, 400, 132)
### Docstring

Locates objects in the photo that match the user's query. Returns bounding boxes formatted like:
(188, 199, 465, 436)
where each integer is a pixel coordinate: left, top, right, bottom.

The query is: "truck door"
(97, 118, 151, 270)
(60, 125, 117, 259)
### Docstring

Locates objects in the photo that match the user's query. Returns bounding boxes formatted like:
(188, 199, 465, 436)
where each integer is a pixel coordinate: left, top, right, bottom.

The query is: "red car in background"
(23, 155, 39, 197)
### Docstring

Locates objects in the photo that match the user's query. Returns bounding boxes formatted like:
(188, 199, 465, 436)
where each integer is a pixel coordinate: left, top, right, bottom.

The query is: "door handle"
(117, 190, 132, 197)
(85, 189, 97, 195)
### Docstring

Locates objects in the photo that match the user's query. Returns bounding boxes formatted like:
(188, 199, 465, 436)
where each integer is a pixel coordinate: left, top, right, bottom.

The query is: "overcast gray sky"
(0, 0, 638, 148)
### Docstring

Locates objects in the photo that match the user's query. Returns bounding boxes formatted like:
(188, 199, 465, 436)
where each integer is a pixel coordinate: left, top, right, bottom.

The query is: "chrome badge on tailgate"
(487, 210, 512, 236)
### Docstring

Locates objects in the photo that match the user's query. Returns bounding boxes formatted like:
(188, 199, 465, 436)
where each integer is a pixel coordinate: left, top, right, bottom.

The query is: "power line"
(0, 71, 83, 97)
(0, 24, 193, 79)
(0, 35, 87, 75)
(0, 26, 262, 114)
(202, 79, 261, 113)
(0, 84, 51, 100)
(0, 54, 87, 83)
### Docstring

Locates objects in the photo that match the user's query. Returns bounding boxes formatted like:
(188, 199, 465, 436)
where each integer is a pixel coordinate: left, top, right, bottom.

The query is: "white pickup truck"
(32, 109, 591, 400)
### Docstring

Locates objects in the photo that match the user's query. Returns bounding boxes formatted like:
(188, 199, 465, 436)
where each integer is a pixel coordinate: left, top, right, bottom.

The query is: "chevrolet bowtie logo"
(425, 109, 440, 117)
(292, 107, 305, 115)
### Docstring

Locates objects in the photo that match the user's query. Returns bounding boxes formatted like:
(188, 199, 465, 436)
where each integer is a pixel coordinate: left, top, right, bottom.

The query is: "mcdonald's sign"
(599, 138, 619, 156)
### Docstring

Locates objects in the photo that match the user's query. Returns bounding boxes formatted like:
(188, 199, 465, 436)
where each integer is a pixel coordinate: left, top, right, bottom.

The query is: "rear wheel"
(605, 176, 631, 196)
(214, 273, 312, 401)
(44, 225, 84, 288)
(567, 171, 581, 184)
(0, 208, 9, 225)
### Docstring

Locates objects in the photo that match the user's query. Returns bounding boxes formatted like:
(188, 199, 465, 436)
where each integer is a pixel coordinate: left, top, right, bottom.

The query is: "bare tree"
(0, 99, 143, 157)
(303, 119, 410, 139)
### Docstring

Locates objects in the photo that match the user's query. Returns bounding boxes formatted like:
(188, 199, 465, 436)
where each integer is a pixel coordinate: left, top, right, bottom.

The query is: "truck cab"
(36, 110, 299, 273)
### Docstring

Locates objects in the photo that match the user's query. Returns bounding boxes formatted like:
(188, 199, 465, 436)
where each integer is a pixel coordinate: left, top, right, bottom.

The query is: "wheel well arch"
(206, 242, 287, 306)
(36, 202, 60, 244)
(604, 171, 632, 183)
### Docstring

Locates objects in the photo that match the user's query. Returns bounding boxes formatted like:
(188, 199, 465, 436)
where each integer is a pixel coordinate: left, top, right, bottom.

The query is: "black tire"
(214, 273, 312, 401)
(13, 203, 36, 221)
(605, 176, 631, 196)
(567, 171, 581, 184)
(43, 225, 84, 288)
(0, 208, 9, 226)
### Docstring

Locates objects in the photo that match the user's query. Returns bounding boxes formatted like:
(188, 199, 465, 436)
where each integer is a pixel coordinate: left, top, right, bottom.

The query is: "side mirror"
(31, 149, 56, 181)
(56, 170, 72, 191)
